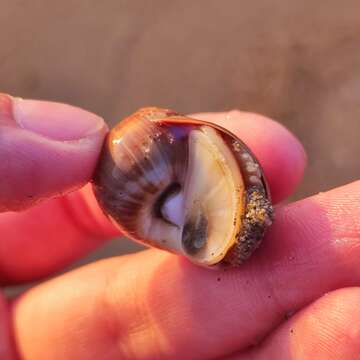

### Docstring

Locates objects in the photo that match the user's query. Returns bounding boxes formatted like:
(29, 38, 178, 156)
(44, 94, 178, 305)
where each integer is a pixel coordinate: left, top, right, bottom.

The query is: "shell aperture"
(93, 107, 273, 266)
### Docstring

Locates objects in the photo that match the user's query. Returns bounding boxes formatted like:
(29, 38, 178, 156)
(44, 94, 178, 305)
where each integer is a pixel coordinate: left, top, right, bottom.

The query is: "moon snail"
(92, 108, 273, 267)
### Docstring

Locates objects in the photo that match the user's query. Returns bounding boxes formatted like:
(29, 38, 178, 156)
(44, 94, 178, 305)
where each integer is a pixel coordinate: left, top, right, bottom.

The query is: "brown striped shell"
(92, 108, 273, 266)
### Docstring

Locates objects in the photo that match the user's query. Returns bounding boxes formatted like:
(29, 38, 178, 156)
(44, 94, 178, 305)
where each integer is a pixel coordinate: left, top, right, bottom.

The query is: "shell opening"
(181, 126, 245, 265)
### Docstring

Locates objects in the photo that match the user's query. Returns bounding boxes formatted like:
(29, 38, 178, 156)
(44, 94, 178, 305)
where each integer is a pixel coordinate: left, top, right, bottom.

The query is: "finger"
(0, 110, 306, 284)
(234, 287, 360, 360)
(0, 293, 17, 360)
(0, 184, 119, 284)
(0, 94, 108, 212)
(11, 181, 360, 360)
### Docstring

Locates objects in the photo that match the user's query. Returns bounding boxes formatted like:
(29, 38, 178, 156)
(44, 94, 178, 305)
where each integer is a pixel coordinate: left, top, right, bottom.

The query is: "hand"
(0, 94, 359, 360)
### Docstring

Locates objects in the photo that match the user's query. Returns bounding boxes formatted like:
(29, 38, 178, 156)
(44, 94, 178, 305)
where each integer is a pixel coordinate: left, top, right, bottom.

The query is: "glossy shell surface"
(93, 108, 273, 266)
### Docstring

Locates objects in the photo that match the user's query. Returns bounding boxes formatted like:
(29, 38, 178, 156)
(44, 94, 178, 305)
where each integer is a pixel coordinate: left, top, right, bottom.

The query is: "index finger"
(12, 181, 360, 360)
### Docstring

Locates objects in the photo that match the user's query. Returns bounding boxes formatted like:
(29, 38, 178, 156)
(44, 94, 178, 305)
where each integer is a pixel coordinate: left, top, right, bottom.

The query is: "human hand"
(1, 94, 359, 359)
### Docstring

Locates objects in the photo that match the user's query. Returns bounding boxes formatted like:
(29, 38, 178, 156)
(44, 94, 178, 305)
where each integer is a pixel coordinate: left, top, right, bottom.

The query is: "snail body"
(93, 108, 273, 266)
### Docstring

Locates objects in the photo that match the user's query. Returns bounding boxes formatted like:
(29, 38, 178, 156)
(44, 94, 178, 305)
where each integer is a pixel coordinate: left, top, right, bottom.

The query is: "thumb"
(0, 94, 108, 212)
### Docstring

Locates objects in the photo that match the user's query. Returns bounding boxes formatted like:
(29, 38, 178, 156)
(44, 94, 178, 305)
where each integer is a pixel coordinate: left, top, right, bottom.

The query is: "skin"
(0, 94, 359, 359)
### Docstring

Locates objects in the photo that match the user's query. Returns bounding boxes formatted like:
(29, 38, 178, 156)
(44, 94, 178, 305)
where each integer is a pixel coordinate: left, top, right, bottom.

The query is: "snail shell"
(93, 108, 273, 266)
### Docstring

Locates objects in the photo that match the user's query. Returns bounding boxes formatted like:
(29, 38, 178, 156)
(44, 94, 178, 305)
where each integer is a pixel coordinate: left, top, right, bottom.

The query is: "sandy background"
(1, 0, 360, 266)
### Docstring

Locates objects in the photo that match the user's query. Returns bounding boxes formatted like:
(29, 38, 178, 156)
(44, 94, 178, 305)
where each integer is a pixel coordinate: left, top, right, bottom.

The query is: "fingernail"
(3, 96, 106, 141)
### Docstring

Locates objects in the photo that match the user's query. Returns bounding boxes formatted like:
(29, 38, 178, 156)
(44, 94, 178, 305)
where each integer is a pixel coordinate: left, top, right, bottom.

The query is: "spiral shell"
(93, 108, 273, 266)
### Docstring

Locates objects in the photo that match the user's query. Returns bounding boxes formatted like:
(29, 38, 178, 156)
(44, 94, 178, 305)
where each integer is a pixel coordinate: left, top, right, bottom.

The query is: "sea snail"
(93, 108, 273, 267)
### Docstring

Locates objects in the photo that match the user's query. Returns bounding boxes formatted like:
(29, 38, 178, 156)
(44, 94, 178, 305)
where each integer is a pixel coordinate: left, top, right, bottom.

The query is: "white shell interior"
(182, 126, 245, 265)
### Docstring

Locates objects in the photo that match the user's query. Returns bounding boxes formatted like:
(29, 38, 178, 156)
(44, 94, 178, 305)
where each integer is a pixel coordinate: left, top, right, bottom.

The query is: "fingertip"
(0, 96, 108, 211)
